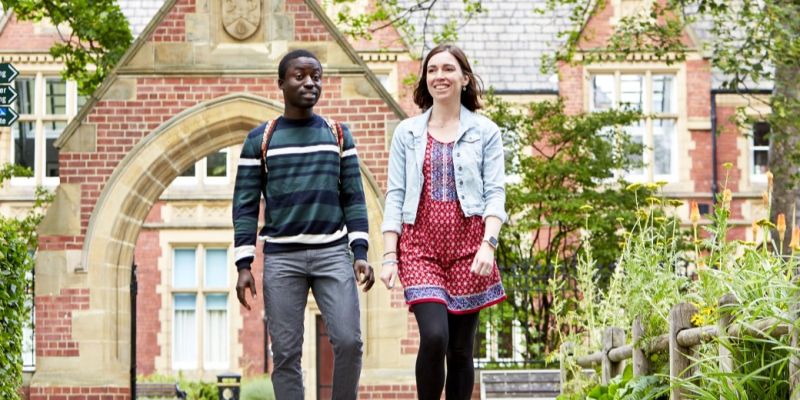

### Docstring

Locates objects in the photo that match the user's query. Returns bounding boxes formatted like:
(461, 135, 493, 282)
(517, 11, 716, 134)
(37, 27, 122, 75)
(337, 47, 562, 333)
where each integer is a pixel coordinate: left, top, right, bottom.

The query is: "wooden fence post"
(632, 317, 649, 376)
(602, 327, 625, 384)
(560, 342, 574, 391)
(718, 293, 737, 398)
(670, 302, 697, 400)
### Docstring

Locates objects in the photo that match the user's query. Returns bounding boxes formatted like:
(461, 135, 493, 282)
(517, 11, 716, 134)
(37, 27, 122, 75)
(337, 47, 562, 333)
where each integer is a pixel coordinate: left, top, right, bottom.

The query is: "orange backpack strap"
(260, 119, 278, 173)
(324, 117, 344, 157)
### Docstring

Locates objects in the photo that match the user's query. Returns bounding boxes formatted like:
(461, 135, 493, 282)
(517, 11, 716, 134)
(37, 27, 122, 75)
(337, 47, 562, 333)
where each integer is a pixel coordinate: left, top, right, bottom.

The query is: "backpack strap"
(324, 117, 345, 157)
(260, 119, 279, 174)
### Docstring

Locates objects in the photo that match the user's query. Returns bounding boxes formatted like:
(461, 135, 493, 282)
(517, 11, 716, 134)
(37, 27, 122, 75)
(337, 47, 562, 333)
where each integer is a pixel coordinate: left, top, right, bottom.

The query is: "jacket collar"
(409, 105, 477, 140)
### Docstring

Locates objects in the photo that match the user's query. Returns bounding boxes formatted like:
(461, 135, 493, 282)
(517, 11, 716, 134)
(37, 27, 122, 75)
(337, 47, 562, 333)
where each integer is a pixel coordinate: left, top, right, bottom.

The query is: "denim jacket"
(381, 105, 507, 234)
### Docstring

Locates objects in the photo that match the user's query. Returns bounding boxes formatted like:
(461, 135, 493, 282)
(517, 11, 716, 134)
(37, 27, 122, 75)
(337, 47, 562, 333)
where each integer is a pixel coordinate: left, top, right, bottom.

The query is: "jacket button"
(459, 180, 463, 185)
(458, 166, 462, 171)
(456, 152, 460, 157)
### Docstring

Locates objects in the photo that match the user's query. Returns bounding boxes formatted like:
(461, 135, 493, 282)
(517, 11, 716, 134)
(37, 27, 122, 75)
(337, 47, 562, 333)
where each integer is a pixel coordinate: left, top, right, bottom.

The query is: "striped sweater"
(233, 115, 369, 270)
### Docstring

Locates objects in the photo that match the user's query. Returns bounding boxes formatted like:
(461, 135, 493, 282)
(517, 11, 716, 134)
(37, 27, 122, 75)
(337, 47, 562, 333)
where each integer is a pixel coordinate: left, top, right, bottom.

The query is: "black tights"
(412, 302, 480, 400)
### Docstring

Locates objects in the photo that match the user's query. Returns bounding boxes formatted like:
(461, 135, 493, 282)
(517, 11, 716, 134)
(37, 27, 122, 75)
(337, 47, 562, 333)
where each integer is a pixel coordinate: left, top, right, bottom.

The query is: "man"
(233, 49, 375, 399)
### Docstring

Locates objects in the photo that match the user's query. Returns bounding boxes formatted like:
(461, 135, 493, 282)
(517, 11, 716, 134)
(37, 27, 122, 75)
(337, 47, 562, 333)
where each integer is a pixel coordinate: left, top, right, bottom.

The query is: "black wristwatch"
(483, 235, 498, 249)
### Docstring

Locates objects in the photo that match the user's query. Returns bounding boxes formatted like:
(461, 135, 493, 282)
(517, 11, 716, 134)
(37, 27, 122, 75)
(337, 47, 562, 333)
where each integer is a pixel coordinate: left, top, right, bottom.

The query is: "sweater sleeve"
(232, 124, 266, 271)
(338, 123, 369, 261)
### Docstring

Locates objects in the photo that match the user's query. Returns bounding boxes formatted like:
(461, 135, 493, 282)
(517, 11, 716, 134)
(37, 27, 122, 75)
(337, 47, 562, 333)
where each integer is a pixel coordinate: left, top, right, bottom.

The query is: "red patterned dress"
(397, 134, 506, 314)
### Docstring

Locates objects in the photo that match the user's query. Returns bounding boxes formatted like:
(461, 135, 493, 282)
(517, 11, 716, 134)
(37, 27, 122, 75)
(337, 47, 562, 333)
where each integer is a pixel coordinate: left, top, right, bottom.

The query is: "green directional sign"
(0, 63, 19, 84)
(0, 107, 19, 127)
(0, 85, 17, 105)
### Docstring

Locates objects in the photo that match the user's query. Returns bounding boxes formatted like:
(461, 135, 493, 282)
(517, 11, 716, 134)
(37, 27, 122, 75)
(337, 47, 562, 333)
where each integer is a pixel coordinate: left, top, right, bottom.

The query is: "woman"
(380, 44, 507, 400)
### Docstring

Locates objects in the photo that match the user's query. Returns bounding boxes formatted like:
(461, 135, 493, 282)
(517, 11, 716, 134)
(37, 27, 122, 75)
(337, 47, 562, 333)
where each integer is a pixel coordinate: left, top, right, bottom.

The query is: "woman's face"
(425, 51, 469, 104)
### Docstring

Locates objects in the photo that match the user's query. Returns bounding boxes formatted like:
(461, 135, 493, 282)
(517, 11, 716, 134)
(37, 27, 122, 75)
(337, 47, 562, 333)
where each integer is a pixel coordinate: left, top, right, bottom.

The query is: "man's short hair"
(278, 49, 321, 80)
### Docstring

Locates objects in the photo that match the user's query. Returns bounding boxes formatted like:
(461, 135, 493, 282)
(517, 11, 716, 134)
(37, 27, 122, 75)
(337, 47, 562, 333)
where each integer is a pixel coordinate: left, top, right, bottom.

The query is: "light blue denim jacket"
(381, 105, 507, 234)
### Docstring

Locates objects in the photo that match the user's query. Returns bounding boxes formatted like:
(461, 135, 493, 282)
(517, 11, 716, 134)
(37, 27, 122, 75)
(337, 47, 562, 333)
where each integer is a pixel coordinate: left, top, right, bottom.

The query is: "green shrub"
(240, 375, 275, 400)
(0, 165, 49, 400)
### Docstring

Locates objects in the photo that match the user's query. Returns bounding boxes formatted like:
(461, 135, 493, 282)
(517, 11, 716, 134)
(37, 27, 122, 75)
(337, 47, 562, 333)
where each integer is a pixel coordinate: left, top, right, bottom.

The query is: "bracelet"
(381, 259, 399, 266)
(383, 251, 397, 257)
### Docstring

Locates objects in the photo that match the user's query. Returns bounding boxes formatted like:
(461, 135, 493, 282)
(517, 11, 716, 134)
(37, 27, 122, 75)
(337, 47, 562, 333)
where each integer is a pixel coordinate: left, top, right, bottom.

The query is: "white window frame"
(474, 319, 526, 365)
(172, 148, 231, 186)
(750, 121, 769, 183)
(9, 73, 78, 187)
(589, 70, 679, 183)
(170, 244, 231, 372)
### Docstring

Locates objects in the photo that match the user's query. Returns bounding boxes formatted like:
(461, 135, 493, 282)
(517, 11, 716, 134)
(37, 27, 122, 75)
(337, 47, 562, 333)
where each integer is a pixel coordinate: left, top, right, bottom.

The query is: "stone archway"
(33, 92, 387, 388)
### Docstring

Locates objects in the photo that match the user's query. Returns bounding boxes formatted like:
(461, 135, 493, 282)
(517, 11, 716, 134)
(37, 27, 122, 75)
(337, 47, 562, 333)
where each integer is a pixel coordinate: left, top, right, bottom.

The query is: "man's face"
(279, 57, 322, 109)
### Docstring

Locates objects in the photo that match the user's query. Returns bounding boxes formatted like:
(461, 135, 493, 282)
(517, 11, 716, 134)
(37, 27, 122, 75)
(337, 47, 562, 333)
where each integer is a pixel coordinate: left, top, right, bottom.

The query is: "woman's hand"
(380, 262, 399, 289)
(470, 242, 495, 276)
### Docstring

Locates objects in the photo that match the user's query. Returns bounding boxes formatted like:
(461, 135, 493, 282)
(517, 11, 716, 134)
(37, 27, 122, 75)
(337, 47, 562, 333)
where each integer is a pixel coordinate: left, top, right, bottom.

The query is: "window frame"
(172, 148, 231, 186)
(588, 69, 680, 183)
(750, 121, 769, 183)
(8, 73, 78, 187)
(170, 244, 232, 372)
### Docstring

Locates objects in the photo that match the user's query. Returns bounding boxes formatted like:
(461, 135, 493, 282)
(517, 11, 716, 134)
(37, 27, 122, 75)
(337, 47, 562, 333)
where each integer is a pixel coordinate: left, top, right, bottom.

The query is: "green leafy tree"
(1, 0, 133, 95)
(481, 92, 654, 361)
(541, 0, 800, 251)
(0, 164, 51, 399)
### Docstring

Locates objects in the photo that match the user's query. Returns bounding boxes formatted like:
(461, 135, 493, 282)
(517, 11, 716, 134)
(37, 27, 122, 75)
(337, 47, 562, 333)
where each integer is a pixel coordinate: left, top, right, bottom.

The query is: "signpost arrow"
(0, 63, 19, 84)
(0, 85, 18, 105)
(0, 107, 19, 127)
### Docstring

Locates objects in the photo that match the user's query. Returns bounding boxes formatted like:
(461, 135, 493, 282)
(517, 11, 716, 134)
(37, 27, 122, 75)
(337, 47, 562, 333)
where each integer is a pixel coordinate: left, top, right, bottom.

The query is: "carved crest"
(222, 0, 261, 40)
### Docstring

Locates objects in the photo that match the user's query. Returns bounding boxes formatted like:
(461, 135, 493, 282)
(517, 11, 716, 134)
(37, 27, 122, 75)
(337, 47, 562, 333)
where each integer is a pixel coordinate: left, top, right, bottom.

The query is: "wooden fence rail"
(562, 293, 800, 400)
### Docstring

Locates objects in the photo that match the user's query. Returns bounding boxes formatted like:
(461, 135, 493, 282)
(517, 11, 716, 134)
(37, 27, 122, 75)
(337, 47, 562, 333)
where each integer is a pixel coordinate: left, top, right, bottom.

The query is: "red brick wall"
(148, 0, 194, 42)
(29, 386, 129, 400)
(559, 62, 584, 115)
(0, 15, 60, 51)
(288, 0, 333, 42)
(578, 1, 614, 50)
(686, 60, 711, 118)
(239, 248, 267, 376)
(133, 202, 164, 375)
(35, 288, 89, 357)
(358, 384, 417, 399)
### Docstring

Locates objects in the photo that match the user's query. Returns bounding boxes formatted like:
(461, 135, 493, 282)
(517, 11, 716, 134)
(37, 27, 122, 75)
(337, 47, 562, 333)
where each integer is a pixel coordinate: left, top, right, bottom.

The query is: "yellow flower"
(722, 189, 732, 209)
(655, 180, 668, 187)
(646, 196, 662, 205)
(777, 213, 787, 243)
(722, 162, 733, 170)
(752, 220, 759, 242)
(654, 216, 667, 222)
(668, 199, 684, 207)
(757, 219, 776, 229)
(626, 183, 641, 191)
(790, 226, 800, 251)
(579, 204, 594, 212)
(689, 201, 700, 228)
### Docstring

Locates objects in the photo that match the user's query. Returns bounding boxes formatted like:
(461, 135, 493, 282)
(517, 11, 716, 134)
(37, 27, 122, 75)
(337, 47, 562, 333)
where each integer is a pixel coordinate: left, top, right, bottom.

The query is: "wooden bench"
(480, 369, 561, 400)
(135, 382, 188, 399)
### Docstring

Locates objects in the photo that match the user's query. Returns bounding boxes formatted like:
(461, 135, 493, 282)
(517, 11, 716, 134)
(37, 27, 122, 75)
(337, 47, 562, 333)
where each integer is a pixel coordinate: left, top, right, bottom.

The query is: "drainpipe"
(711, 91, 719, 203)
(131, 262, 137, 399)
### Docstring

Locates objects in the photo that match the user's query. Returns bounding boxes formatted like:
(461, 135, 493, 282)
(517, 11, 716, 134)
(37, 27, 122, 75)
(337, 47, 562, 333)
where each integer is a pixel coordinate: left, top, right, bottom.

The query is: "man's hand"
(353, 259, 375, 292)
(236, 268, 257, 310)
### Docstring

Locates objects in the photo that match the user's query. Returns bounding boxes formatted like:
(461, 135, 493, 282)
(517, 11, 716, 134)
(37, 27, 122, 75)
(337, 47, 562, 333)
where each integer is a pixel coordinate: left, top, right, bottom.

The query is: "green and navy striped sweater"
(233, 115, 369, 270)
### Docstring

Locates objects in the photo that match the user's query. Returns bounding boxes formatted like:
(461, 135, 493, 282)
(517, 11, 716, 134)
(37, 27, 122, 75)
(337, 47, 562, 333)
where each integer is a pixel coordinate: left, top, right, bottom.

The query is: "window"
(590, 72, 678, 181)
(172, 246, 230, 370)
(174, 148, 231, 185)
(474, 319, 526, 367)
(9, 75, 79, 186)
(751, 121, 769, 180)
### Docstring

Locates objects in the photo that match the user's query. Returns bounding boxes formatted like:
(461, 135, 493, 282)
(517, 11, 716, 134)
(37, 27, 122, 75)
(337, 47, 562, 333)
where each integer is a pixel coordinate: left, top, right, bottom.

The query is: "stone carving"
(222, 0, 261, 40)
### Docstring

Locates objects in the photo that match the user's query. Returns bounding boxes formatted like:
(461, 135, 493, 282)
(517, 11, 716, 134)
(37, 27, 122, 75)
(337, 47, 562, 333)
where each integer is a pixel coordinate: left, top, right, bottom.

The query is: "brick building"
(0, 0, 773, 399)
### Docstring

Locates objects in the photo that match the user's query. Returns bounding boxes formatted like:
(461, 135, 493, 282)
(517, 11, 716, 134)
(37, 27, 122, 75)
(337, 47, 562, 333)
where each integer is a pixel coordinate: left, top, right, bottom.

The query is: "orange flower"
(767, 171, 774, 193)
(762, 191, 770, 208)
(690, 201, 700, 228)
(790, 226, 800, 251)
(777, 213, 787, 243)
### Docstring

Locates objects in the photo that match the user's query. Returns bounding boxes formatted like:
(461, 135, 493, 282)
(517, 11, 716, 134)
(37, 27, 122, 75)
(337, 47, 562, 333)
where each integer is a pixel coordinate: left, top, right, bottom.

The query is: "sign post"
(0, 63, 19, 127)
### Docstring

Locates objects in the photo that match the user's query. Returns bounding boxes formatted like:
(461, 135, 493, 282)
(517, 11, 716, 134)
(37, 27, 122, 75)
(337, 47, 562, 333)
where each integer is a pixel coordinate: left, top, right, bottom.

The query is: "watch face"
(487, 236, 498, 247)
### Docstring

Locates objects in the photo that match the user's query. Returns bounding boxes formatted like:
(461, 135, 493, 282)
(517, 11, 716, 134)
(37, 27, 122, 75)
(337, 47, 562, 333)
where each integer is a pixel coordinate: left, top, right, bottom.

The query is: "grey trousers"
(263, 243, 363, 400)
